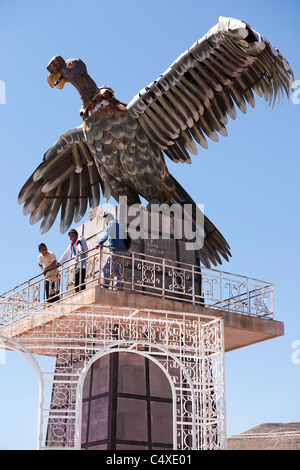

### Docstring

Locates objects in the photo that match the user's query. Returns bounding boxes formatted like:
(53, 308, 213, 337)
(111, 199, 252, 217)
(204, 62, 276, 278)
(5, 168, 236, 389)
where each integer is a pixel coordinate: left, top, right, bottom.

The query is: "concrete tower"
(0, 204, 283, 450)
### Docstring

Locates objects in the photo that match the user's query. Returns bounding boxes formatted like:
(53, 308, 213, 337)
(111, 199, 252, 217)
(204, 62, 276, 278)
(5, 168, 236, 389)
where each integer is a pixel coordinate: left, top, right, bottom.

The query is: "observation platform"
(0, 245, 283, 354)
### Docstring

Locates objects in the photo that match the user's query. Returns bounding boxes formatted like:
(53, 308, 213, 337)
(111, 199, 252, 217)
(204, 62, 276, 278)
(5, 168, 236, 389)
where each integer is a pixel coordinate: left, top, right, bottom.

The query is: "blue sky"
(0, 0, 299, 450)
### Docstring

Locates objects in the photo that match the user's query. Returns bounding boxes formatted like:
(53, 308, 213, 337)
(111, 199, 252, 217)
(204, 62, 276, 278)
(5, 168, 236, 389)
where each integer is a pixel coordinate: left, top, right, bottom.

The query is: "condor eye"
(67, 61, 76, 69)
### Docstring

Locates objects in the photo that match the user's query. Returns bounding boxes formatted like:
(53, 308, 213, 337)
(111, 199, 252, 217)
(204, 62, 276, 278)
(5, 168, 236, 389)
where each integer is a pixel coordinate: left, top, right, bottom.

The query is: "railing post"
(247, 277, 250, 316)
(192, 265, 195, 304)
(220, 271, 223, 310)
(131, 251, 135, 290)
(79, 256, 82, 291)
(27, 279, 31, 305)
(162, 258, 165, 298)
(99, 246, 103, 286)
(60, 265, 64, 298)
(271, 285, 274, 319)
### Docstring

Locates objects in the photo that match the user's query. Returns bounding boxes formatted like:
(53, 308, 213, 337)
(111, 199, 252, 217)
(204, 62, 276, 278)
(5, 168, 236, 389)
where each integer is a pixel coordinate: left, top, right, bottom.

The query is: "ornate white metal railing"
(0, 246, 273, 326)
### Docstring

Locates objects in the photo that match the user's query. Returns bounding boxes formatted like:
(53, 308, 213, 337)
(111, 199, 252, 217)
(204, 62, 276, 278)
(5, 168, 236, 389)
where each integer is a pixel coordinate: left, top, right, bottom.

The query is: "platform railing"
(0, 246, 273, 326)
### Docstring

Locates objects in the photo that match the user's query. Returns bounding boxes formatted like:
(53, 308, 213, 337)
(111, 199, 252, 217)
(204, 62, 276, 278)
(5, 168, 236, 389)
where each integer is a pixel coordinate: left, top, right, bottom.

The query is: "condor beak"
(47, 56, 66, 89)
(47, 72, 66, 89)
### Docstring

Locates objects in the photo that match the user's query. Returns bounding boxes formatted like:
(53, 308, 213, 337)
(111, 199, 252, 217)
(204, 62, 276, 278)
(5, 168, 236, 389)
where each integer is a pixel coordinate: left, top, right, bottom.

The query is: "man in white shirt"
(38, 243, 60, 302)
(58, 229, 88, 292)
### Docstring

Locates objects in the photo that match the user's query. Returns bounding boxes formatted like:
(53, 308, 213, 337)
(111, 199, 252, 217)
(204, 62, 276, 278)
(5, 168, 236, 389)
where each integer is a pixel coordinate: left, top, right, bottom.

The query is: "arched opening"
(79, 350, 174, 450)
(0, 337, 43, 450)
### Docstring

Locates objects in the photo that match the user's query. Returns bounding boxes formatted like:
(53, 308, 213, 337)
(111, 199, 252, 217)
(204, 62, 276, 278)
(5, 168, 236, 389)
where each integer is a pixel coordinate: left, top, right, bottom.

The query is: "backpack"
(123, 230, 131, 250)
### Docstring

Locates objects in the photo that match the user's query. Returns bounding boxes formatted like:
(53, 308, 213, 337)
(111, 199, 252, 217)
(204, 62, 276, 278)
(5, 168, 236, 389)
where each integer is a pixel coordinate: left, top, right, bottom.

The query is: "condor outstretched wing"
(127, 16, 293, 163)
(18, 126, 103, 234)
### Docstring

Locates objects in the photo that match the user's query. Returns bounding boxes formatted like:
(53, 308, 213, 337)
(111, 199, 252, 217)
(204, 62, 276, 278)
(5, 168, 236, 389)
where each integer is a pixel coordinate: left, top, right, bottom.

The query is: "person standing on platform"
(38, 243, 60, 302)
(95, 213, 127, 289)
(58, 229, 88, 292)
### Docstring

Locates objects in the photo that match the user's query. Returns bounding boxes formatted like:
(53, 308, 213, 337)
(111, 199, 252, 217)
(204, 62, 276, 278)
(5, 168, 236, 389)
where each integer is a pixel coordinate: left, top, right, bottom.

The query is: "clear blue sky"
(0, 0, 299, 450)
